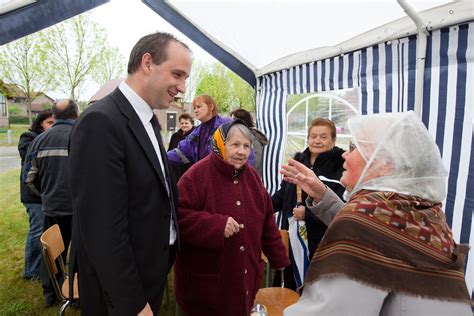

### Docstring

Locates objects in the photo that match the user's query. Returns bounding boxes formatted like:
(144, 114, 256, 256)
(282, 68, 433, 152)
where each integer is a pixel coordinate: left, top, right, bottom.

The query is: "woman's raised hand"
(281, 159, 327, 203)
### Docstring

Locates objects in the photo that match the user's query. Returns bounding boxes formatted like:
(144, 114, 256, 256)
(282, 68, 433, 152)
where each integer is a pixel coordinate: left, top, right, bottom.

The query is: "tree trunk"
(26, 98, 32, 126)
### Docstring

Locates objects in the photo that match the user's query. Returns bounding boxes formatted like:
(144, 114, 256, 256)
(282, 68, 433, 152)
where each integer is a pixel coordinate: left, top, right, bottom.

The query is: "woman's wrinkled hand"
(292, 205, 305, 221)
(281, 159, 327, 203)
(224, 217, 241, 238)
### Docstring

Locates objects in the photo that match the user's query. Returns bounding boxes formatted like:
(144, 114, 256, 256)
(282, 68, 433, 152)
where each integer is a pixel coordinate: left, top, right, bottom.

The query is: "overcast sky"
(50, 0, 217, 101)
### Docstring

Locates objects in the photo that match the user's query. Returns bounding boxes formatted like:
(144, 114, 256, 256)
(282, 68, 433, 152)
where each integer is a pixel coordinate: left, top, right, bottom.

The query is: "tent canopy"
(143, 0, 473, 85)
(0, 0, 109, 46)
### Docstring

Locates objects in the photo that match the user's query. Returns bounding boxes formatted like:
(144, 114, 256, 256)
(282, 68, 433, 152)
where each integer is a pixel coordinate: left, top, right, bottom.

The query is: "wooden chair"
(254, 230, 300, 316)
(40, 224, 79, 315)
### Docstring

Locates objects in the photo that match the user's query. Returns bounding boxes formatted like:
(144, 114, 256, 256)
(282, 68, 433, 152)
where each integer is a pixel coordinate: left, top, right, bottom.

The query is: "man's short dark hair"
(52, 100, 79, 120)
(179, 112, 194, 125)
(127, 32, 190, 75)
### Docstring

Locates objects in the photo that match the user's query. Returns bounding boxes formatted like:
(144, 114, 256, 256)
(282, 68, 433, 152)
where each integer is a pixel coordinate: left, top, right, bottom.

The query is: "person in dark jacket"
(272, 118, 345, 289)
(168, 112, 195, 180)
(18, 109, 54, 280)
(24, 99, 78, 307)
(230, 108, 268, 177)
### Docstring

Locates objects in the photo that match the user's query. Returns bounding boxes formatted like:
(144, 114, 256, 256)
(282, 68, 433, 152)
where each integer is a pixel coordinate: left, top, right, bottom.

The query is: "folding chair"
(40, 224, 79, 315)
(254, 230, 300, 316)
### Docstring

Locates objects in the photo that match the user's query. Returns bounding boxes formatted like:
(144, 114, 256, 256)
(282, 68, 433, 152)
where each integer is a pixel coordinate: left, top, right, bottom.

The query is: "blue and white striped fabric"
(257, 21, 474, 298)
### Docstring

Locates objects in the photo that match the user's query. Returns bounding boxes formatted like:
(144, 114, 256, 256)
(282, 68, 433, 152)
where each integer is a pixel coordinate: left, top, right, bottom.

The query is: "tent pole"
(397, 0, 429, 117)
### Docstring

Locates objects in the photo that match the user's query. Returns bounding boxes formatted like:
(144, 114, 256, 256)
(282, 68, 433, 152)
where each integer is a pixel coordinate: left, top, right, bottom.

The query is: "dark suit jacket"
(69, 88, 179, 315)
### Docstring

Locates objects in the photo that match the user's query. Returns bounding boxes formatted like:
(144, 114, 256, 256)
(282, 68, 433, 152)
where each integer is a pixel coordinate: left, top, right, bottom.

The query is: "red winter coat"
(174, 153, 290, 316)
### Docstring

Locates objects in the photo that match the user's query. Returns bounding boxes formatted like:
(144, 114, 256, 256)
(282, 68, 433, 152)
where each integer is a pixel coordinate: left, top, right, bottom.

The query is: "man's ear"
(141, 53, 153, 72)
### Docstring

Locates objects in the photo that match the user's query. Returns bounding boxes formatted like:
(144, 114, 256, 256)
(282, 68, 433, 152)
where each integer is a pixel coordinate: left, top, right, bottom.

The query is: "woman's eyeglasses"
(349, 141, 356, 153)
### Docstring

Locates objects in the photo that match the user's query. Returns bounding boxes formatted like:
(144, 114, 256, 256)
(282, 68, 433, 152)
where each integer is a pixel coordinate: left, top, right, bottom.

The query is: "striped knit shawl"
(305, 190, 471, 303)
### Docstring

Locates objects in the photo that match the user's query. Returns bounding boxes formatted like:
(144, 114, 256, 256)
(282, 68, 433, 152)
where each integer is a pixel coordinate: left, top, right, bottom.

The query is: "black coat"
(167, 127, 194, 180)
(271, 146, 345, 260)
(23, 121, 75, 217)
(18, 130, 41, 204)
(69, 88, 179, 315)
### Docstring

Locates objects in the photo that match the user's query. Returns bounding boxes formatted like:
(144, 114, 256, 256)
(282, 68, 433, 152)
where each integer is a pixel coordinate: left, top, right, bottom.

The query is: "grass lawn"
(0, 124, 29, 147)
(0, 168, 175, 315)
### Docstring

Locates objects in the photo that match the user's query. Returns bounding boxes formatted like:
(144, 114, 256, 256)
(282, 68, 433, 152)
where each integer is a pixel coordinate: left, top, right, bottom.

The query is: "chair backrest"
(279, 230, 289, 257)
(40, 224, 65, 275)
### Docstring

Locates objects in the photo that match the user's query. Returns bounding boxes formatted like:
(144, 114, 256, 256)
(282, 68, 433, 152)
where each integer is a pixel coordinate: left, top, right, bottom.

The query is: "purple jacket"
(167, 115, 255, 166)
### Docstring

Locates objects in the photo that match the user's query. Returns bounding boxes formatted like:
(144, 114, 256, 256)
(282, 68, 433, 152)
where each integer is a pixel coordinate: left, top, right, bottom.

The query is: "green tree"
(8, 105, 21, 116)
(39, 13, 110, 101)
(195, 63, 255, 113)
(0, 34, 55, 125)
(93, 46, 126, 86)
(229, 71, 255, 111)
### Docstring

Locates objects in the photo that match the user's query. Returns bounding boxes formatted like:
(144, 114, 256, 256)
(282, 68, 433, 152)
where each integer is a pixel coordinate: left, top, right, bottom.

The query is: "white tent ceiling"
(172, 0, 450, 69)
(145, 0, 473, 82)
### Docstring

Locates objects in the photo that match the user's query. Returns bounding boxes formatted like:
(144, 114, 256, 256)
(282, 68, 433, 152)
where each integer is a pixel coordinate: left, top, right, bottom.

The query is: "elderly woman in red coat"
(174, 119, 290, 316)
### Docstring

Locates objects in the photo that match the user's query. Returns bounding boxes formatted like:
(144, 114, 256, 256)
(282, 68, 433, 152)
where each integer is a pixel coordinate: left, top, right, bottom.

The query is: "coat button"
(244, 269, 247, 274)
(236, 201, 241, 206)
(240, 246, 245, 252)
(234, 180, 239, 184)
(246, 290, 249, 295)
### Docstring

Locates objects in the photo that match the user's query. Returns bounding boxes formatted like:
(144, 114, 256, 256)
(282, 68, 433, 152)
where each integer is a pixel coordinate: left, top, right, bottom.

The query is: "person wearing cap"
(281, 111, 471, 315)
(174, 119, 290, 316)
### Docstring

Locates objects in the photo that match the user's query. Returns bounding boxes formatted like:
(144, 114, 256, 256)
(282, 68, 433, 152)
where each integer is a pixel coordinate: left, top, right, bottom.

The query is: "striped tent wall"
(256, 21, 474, 296)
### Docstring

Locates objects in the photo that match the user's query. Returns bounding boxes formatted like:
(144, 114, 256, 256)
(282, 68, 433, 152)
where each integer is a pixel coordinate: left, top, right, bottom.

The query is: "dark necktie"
(150, 114, 169, 189)
(150, 114, 180, 248)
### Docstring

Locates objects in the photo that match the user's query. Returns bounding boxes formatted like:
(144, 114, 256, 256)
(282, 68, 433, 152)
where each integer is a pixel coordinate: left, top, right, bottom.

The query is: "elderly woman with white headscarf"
(281, 111, 471, 315)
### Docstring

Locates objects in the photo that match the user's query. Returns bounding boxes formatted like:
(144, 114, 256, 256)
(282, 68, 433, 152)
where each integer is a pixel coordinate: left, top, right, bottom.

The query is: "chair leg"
(59, 300, 71, 316)
(265, 262, 272, 287)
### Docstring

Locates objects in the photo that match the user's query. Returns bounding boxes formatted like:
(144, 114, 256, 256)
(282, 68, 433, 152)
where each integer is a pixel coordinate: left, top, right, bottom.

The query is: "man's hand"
(137, 303, 153, 316)
(224, 217, 241, 238)
(292, 205, 305, 221)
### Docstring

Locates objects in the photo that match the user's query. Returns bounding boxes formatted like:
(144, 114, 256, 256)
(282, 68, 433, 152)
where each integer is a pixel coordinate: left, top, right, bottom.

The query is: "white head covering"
(348, 111, 447, 202)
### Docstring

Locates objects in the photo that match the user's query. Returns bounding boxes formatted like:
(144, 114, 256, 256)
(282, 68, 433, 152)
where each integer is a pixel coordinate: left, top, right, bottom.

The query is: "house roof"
(3, 83, 26, 98)
(30, 94, 54, 111)
(89, 78, 125, 104)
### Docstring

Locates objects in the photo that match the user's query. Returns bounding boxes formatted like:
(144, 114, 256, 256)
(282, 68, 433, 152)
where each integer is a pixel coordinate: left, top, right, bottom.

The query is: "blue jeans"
(23, 203, 44, 279)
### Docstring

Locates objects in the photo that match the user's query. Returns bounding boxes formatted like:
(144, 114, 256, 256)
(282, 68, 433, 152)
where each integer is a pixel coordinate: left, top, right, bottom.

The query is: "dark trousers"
(41, 215, 72, 303)
(78, 244, 176, 315)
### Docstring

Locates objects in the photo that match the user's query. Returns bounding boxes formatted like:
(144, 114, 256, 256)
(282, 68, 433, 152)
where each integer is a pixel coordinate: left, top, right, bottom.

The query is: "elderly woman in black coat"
(272, 118, 345, 289)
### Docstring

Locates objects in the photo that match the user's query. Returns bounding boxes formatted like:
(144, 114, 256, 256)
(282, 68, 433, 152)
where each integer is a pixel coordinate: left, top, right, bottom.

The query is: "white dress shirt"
(119, 81, 176, 245)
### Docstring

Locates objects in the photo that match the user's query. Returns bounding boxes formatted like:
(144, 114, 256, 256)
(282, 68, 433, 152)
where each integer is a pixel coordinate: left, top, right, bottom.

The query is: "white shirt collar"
(119, 81, 154, 124)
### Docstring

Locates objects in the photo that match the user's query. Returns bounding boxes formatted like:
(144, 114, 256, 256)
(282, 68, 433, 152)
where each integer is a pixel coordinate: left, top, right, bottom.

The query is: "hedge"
(8, 116, 29, 124)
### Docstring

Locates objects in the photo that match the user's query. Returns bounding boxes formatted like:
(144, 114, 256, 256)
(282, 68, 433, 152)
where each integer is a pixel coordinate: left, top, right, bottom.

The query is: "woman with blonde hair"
(167, 94, 231, 165)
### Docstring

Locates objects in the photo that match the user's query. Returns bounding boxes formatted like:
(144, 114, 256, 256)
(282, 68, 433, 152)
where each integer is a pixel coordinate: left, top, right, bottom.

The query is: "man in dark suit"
(69, 32, 191, 315)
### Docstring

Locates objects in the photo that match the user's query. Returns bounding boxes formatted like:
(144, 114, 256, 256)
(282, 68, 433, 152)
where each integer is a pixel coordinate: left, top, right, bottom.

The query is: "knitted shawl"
(305, 189, 471, 304)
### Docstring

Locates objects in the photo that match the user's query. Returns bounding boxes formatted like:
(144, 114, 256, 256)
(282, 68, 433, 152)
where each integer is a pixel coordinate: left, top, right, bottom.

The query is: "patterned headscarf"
(212, 119, 250, 176)
(211, 119, 249, 161)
